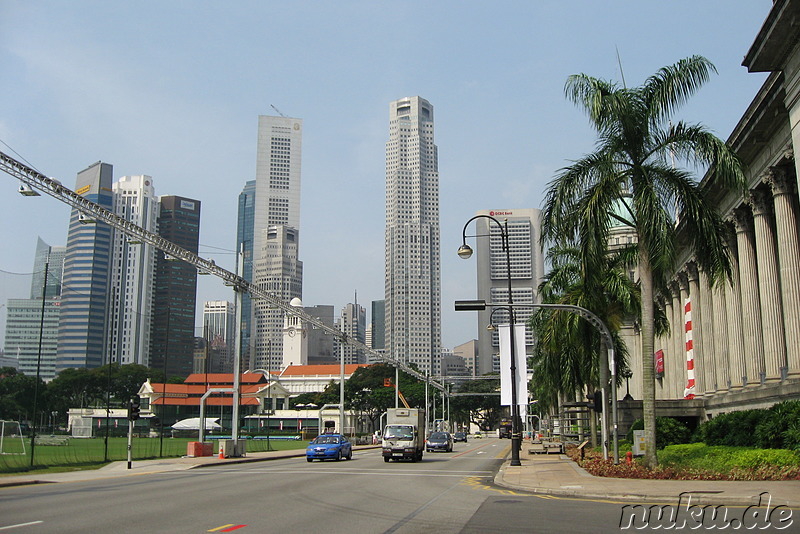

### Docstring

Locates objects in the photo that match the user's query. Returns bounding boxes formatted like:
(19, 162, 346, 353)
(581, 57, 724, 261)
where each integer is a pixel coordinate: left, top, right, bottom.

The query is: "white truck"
(382, 408, 426, 462)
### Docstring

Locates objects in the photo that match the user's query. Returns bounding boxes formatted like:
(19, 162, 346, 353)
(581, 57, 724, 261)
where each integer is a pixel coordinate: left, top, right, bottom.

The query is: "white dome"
(290, 297, 303, 307)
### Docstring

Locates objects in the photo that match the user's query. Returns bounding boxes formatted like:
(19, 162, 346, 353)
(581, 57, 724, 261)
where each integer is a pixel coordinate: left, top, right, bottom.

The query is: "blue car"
(306, 434, 353, 462)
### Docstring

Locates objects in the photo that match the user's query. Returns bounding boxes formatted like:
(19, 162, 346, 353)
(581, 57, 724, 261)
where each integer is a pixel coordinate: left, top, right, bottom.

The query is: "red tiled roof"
(278, 364, 370, 376)
(183, 373, 266, 385)
(151, 397, 260, 406)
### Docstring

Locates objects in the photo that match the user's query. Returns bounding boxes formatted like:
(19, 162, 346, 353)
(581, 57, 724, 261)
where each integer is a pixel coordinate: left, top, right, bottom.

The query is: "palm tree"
(531, 240, 642, 425)
(542, 56, 745, 467)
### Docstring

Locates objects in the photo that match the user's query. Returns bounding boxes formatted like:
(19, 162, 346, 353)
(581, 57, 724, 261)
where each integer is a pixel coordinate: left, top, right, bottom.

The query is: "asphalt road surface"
(5, 438, 787, 533)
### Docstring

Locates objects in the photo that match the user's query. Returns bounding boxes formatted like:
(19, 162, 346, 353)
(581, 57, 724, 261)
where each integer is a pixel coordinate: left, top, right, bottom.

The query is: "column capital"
(747, 188, 772, 217)
(677, 271, 690, 292)
(731, 208, 752, 234)
(765, 166, 796, 197)
(669, 280, 681, 298)
(686, 261, 700, 282)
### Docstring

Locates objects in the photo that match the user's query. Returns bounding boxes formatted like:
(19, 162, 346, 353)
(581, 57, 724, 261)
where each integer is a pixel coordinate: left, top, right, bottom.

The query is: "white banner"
(499, 324, 528, 407)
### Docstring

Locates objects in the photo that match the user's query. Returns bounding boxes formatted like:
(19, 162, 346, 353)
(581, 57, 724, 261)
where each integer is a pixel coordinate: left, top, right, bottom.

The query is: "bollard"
(625, 450, 632, 464)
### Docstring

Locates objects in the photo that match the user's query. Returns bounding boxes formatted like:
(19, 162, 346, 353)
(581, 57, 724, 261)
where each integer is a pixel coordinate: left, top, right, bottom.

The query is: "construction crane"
(0, 149, 444, 393)
(383, 378, 411, 408)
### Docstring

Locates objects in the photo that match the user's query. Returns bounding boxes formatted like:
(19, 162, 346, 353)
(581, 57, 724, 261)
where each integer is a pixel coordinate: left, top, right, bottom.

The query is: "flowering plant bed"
(566, 443, 800, 481)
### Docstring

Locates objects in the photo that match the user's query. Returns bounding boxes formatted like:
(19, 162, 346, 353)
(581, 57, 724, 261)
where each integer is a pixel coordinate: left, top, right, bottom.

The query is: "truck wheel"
(384, 456, 390, 463)
(417, 451, 424, 461)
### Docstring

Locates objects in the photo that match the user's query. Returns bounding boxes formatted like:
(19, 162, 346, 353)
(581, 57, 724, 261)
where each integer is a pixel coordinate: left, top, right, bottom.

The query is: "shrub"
(754, 400, 800, 450)
(626, 417, 691, 449)
(693, 409, 762, 447)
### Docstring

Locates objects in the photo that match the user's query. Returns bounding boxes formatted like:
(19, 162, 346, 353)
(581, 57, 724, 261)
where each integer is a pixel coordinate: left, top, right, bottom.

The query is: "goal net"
(0, 421, 26, 455)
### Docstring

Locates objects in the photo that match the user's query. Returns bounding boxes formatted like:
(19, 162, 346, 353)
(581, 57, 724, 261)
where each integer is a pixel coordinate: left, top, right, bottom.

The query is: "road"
(0, 438, 663, 533)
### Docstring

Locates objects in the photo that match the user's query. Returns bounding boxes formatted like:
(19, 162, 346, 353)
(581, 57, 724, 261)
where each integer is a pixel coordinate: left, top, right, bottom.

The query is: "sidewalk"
(494, 451, 800, 508)
(2, 444, 799, 509)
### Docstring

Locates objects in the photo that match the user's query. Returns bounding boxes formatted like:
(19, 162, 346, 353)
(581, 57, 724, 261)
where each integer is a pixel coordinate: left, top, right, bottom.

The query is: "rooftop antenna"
(270, 104, 287, 118)
(615, 46, 627, 89)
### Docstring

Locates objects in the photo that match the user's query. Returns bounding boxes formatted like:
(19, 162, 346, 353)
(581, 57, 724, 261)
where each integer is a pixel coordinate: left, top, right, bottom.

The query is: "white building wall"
(108, 175, 158, 366)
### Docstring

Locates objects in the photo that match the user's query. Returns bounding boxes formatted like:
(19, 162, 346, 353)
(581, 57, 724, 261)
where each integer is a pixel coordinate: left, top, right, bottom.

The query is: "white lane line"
(0, 521, 44, 531)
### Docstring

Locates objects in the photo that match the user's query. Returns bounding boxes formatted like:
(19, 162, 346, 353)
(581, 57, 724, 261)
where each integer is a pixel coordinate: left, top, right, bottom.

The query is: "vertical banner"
(499, 324, 529, 406)
(684, 298, 696, 399)
(654, 349, 665, 379)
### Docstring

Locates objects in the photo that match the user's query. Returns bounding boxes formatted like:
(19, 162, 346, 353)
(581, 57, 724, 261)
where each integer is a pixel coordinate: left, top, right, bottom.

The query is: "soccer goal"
(0, 421, 26, 455)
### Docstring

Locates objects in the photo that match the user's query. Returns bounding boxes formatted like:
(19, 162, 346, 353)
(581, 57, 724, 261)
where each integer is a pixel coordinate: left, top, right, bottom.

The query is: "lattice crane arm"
(0, 149, 445, 392)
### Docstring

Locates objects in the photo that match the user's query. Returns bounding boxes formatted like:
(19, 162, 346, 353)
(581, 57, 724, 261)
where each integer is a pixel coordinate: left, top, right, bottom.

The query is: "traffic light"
(128, 398, 141, 421)
(588, 391, 603, 413)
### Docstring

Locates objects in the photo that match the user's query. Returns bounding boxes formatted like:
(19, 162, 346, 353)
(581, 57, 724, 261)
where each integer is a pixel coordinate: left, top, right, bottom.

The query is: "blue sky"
(0, 1, 771, 352)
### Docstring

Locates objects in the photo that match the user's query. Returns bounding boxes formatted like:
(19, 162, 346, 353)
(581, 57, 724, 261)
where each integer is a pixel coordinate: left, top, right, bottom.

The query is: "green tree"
(449, 377, 503, 431)
(542, 56, 744, 466)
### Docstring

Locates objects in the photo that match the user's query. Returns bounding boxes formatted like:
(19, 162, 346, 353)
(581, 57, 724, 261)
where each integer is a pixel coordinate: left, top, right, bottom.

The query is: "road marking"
(209, 525, 247, 532)
(0, 521, 44, 531)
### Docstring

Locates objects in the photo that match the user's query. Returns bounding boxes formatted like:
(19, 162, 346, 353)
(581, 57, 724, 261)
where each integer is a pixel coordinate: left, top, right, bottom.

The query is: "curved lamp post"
(457, 215, 620, 464)
(458, 214, 523, 466)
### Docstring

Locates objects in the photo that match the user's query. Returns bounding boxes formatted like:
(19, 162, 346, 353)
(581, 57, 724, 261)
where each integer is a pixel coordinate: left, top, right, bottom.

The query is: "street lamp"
(455, 297, 621, 464)
(458, 214, 523, 466)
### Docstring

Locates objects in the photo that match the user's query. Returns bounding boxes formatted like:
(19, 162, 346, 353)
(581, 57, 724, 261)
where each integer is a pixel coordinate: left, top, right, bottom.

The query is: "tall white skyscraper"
(384, 96, 441, 375)
(108, 175, 158, 366)
(473, 209, 544, 375)
(252, 115, 304, 372)
(203, 300, 236, 373)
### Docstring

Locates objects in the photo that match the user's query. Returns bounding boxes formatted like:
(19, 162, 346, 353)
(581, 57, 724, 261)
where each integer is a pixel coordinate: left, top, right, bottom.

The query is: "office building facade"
(336, 300, 366, 365)
(150, 195, 201, 377)
(202, 300, 236, 373)
(384, 96, 441, 375)
(236, 180, 256, 367)
(3, 238, 65, 380)
(108, 175, 158, 367)
(474, 209, 544, 375)
(57, 162, 114, 371)
(251, 116, 304, 372)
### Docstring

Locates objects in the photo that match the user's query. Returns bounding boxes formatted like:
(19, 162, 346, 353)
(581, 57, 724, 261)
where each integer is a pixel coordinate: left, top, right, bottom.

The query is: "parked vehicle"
(498, 418, 512, 439)
(306, 433, 352, 462)
(382, 408, 425, 462)
(473, 431, 483, 439)
(453, 431, 468, 442)
(426, 431, 454, 452)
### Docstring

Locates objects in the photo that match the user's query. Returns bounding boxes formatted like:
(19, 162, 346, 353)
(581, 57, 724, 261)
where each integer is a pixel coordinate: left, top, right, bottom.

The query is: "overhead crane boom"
(0, 149, 444, 392)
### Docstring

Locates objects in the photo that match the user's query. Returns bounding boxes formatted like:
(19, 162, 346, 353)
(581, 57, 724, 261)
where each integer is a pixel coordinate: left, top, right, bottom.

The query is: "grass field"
(0, 435, 308, 475)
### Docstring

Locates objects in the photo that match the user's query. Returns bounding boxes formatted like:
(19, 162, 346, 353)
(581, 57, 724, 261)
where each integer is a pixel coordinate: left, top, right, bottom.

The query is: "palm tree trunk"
(639, 245, 659, 467)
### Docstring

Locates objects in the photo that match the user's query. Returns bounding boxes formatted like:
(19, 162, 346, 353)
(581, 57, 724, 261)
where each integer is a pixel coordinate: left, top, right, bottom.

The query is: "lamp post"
(458, 214, 522, 466)
(456, 298, 620, 464)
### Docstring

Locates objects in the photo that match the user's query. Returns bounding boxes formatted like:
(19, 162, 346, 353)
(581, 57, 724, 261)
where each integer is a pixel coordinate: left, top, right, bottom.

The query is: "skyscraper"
(202, 300, 235, 373)
(108, 175, 158, 367)
(57, 161, 114, 371)
(251, 115, 304, 372)
(473, 209, 544, 375)
(337, 300, 366, 365)
(384, 96, 441, 375)
(4, 238, 65, 380)
(150, 195, 201, 377)
(236, 180, 256, 367)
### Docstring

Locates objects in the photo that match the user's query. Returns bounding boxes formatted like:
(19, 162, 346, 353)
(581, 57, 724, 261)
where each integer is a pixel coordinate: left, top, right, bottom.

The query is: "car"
(473, 431, 483, 439)
(453, 431, 468, 443)
(426, 431, 454, 452)
(306, 433, 352, 462)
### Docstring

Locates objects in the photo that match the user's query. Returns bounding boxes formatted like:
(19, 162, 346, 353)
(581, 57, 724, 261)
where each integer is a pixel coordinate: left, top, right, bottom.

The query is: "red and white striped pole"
(683, 298, 696, 399)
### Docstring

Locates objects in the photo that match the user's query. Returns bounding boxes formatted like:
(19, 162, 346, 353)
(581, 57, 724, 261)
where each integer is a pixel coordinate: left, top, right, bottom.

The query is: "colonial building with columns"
(620, 0, 800, 424)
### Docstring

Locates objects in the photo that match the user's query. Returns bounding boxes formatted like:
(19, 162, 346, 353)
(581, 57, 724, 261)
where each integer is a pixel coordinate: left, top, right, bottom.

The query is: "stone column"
(699, 268, 717, 394)
(670, 281, 684, 398)
(732, 207, 765, 386)
(749, 187, 787, 382)
(686, 262, 705, 394)
(712, 279, 730, 392)
(724, 220, 746, 389)
(765, 166, 800, 378)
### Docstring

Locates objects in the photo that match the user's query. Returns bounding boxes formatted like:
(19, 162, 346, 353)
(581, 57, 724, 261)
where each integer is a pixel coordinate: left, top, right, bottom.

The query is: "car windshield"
(312, 435, 340, 444)
(384, 426, 413, 439)
(429, 432, 447, 440)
